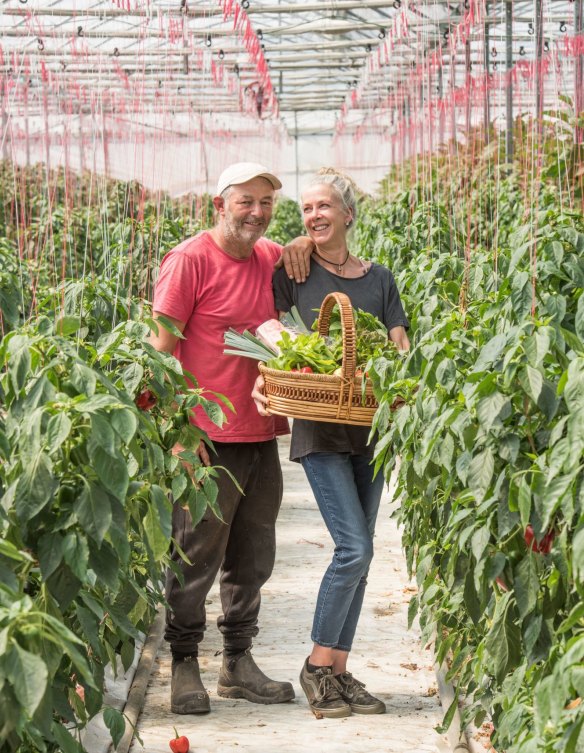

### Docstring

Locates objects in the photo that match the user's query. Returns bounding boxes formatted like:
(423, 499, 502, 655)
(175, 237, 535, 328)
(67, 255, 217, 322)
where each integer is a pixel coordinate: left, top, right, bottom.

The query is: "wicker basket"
(258, 291, 378, 426)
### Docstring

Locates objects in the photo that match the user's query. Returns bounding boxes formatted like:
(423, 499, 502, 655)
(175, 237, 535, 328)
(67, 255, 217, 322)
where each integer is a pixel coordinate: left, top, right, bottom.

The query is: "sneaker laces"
(336, 672, 370, 702)
(314, 671, 344, 703)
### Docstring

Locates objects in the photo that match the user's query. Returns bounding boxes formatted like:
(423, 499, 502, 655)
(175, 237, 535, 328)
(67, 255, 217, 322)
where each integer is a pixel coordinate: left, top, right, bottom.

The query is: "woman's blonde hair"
(302, 167, 358, 228)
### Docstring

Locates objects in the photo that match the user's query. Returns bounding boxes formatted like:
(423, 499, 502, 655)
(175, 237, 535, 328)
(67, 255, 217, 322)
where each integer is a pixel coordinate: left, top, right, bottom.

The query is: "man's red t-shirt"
(152, 231, 289, 442)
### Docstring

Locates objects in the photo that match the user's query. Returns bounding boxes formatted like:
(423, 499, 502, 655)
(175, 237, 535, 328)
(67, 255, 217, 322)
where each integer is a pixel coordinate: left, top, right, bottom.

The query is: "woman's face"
(301, 184, 351, 247)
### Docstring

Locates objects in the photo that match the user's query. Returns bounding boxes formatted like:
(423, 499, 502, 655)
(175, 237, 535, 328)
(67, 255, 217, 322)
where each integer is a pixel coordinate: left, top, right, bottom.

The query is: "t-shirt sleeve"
(152, 251, 197, 324)
(272, 267, 295, 313)
(383, 268, 410, 330)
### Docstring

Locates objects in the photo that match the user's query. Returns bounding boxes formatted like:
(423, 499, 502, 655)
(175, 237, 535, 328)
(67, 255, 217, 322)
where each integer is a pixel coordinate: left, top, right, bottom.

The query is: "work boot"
(335, 671, 386, 714)
(299, 658, 351, 718)
(217, 648, 295, 704)
(171, 655, 210, 714)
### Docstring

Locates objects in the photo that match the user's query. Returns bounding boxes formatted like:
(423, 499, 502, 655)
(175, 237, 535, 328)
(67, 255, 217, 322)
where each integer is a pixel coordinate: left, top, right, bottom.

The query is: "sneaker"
(217, 649, 295, 704)
(299, 658, 351, 718)
(171, 655, 211, 714)
(335, 671, 386, 714)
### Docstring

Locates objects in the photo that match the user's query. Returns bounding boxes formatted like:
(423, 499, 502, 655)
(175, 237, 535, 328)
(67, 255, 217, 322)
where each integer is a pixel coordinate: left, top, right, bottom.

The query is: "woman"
(254, 168, 410, 718)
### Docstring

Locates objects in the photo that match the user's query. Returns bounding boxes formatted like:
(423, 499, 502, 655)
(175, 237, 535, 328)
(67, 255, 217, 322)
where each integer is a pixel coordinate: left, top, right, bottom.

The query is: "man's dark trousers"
(165, 439, 283, 655)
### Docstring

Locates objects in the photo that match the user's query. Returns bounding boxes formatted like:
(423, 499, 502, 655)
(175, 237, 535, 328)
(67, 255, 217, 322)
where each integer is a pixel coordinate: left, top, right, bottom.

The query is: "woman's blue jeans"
(300, 452, 385, 652)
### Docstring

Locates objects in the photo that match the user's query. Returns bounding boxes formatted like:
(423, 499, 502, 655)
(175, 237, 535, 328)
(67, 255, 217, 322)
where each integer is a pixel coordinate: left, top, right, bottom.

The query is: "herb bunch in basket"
(224, 304, 392, 376)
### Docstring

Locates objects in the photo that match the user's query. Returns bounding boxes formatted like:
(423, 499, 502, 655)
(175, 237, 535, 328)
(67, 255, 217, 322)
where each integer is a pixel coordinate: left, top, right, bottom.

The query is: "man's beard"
(223, 213, 266, 246)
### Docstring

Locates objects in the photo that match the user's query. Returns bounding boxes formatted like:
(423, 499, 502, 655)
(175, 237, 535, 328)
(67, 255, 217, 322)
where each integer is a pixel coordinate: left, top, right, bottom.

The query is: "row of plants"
(357, 127, 584, 752)
(0, 315, 232, 751)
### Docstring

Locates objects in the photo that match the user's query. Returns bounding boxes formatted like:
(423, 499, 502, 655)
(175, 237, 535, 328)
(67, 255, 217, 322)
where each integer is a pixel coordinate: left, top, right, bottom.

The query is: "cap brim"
(257, 172, 282, 190)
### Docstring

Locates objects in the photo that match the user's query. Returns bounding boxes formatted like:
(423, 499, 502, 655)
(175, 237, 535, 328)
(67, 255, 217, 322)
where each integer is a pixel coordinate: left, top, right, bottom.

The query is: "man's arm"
(389, 325, 410, 352)
(274, 235, 314, 283)
(148, 312, 186, 353)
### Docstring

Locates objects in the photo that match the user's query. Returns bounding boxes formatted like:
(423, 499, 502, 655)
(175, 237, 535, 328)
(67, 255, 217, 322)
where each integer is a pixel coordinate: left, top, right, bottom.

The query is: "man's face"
(219, 177, 275, 246)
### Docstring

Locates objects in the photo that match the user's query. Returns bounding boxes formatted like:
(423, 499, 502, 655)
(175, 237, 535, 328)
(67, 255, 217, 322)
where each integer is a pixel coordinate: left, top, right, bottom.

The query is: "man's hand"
(172, 440, 211, 478)
(275, 236, 314, 283)
(252, 374, 270, 417)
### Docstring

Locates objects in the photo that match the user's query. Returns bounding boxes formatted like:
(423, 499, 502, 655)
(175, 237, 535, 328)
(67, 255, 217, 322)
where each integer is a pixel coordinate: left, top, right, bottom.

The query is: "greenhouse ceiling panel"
(1, 0, 582, 135)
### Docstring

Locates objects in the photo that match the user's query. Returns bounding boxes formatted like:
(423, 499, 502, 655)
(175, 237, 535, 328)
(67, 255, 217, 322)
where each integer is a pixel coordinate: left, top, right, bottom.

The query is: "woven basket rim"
(259, 363, 370, 385)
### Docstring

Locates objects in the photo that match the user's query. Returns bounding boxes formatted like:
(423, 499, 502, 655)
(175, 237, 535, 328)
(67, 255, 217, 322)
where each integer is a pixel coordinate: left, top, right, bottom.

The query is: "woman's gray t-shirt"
(272, 259, 409, 462)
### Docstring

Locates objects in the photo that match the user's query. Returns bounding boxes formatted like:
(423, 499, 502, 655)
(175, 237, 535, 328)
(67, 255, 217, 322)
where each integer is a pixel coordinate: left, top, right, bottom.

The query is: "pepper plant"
(356, 172, 584, 753)
(0, 312, 231, 752)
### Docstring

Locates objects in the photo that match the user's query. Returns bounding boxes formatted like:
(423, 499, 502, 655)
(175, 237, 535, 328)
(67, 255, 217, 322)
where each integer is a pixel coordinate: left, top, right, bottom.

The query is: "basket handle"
(317, 292, 356, 381)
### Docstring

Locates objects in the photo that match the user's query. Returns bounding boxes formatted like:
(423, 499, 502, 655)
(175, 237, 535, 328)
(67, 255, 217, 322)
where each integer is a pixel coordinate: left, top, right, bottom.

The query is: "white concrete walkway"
(131, 436, 450, 753)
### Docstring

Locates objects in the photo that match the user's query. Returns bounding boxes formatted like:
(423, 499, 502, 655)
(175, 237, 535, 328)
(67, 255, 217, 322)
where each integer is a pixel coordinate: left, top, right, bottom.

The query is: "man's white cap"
(216, 162, 282, 196)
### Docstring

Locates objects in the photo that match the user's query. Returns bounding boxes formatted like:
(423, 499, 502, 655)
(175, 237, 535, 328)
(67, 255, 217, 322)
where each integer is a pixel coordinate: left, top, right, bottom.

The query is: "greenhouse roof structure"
(1, 0, 583, 196)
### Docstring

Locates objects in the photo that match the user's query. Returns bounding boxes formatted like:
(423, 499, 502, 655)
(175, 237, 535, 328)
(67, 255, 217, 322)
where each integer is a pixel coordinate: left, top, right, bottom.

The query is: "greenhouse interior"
(1, 0, 583, 751)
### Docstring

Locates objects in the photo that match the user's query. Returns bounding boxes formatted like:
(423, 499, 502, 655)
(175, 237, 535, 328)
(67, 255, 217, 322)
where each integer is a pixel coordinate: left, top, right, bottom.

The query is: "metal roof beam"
(2, 1, 403, 18)
(1, 38, 382, 54)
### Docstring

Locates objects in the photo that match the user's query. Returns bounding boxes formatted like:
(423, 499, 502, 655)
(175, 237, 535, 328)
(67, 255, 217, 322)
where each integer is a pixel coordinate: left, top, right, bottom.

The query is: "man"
(149, 163, 307, 715)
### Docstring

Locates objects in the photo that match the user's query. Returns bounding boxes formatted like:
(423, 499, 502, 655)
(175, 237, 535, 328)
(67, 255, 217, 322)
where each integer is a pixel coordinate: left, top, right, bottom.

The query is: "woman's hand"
(252, 374, 271, 416)
(275, 236, 314, 282)
(389, 325, 410, 353)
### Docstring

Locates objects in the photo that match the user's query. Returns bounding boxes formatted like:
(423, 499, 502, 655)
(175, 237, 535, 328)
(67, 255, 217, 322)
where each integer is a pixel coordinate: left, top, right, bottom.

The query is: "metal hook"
(492, 61, 498, 71)
(519, 45, 526, 56)
(544, 40, 550, 52)
(464, 0, 470, 9)
(491, 46, 497, 58)
(218, 49, 225, 60)
(241, 0, 249, 8)
(443, 28, 450, 41)
(528, 22, 534, 35)
(559, 21, 567, 32)
(113, 47, 120, 56)
(366, 43, 372, 53)
(378, 28, 386, 39)
(393, 0, 401, 8)
(37, 37, 44, 51)
(205, 34, 212, 47)
(256, 29, 263, 40)
(77, 25, 83, 36)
